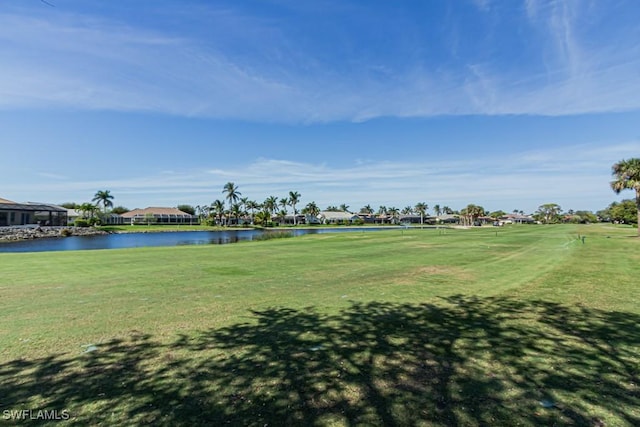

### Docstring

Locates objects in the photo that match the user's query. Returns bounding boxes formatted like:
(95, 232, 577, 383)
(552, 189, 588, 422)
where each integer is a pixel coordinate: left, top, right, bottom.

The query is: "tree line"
(59, 158, 640, 234)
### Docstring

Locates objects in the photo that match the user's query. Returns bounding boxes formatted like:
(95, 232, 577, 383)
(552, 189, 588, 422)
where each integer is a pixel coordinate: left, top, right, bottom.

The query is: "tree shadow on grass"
(1, 296, 639, 426)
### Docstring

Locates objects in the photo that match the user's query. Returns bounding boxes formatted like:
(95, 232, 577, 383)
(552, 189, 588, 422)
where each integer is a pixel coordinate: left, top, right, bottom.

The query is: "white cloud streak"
(1, 2, 639, 122)
(5, 142, 638, 213)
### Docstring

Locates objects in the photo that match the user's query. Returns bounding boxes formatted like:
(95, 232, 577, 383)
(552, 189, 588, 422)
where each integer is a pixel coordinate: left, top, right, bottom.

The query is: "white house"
(317, 211, 360, 224)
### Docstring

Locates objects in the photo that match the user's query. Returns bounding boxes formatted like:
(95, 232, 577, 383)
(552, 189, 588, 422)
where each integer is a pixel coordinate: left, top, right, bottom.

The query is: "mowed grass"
(1, 224, 638, 426)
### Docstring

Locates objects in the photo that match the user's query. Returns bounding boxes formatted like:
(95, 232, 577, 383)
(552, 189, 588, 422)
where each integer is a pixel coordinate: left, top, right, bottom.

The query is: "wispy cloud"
(5, 142, 638, 212)
(37, 172, 69, 180)
(0, 1, 639, 121)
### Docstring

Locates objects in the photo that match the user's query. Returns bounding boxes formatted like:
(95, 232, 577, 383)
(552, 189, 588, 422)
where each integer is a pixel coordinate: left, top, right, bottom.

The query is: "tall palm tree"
(263, 196, 278, 221)
(414, 202, 428, 225)
(303, 201, 320, 218)
(433, 204, 441, 217)
(339, 204, 350, 213)
(246, 200, 260, 225)
(360, 204, 373, 214)
(377, 205, 387, 224)
(92, 190, 114, 214)
(288, 191, 301, 225)
(240, 197, 249, 217)
(222, 182, 241, 226)
(611, 158, 640, 236)
(230, 203, 243, 226)
(222, 182, 241, 203)
(279, 197, 289, 214)
(388, 207, 400, 224)
(277, 209, 288, 224)
(211, 199, 225, 226)
(279, 197, 289, 224)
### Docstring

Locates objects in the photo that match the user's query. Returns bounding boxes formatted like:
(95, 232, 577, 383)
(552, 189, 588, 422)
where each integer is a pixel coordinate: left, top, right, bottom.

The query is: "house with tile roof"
(120, 207, 198, 225)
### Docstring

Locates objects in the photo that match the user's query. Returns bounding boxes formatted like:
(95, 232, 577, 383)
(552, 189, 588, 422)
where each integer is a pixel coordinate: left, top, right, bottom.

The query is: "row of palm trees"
(83, 157, 640, 234)
(200, 182, 460, 226)
(198, 183, 310, 226)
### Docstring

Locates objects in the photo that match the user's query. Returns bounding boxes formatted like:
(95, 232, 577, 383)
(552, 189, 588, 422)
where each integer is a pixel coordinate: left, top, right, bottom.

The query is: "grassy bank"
(1, 224, 638, 425)
(97, 224, 231, 233)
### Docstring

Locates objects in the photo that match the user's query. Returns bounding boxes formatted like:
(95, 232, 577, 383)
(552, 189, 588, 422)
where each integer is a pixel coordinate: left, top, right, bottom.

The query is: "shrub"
(253, 230, 293, 241)
(74, 219, 90, 227)
(59, 228, 73, 237)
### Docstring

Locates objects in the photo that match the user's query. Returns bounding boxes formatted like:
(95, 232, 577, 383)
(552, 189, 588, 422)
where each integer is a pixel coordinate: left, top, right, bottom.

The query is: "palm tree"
(195, 205, 209, 224)
(326, 205, 339, 212)
(414, 202, 428, 225)
(240, 197, 249, 216)
(211, 199, 225, 226)
(254, 210, 270, 226)
(303, 201, 320, 219)
(78, 202, 99, 220)
(263, 196, 278, 222)
(279, 197, 289, 213)
(277, 209, 288, 224)
(288, 191, 301, 225)
(377, 205, 387, 224)
(339, 204, 350, 213)
(461, 204, 485, 226)
(388, 207, 400, 224)
(222, 182, 241, 226)
(230, 203, 243, 226)
(433, 204, 441, 217)
(611, 158, 640, 236)
(246, 200, 260, 225)
(92, 190, 114, 214)
(279, 197, 289, 224)
(360, 204, 373, 214)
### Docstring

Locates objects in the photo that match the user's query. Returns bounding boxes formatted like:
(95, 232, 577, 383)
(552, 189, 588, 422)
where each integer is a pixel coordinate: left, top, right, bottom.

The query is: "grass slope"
(1, 224, 638, 426)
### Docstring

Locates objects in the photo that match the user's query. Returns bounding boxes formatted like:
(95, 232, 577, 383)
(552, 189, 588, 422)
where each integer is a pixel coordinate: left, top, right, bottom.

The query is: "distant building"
(435, 214, 460, 224)
(120, 207, 198, 225)
(318, 211, 360, 224)
(274, 214, 307, 225)
(398, 214, 436, 225)
(0, 197, 68, 226)
(499, 214, 536, 224)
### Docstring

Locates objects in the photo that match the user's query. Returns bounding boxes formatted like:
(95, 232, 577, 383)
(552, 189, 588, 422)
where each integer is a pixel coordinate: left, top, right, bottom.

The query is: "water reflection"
(0, 227, 396, 253)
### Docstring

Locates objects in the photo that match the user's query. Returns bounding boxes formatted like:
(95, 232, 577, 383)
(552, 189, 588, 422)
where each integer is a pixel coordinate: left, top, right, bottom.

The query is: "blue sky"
(1, 0, 639, 214)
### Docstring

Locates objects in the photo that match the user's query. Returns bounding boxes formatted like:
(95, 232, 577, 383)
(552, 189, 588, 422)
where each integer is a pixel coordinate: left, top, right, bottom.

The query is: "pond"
(0, 227, 402, 253)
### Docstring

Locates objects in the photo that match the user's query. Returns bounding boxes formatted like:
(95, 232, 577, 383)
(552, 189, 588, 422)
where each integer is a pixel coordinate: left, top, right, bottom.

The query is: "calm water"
(0, 227, 398, 253)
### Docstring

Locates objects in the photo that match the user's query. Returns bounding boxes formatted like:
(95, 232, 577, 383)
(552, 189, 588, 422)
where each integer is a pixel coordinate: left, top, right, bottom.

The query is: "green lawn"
(1, 224, 638, 426)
